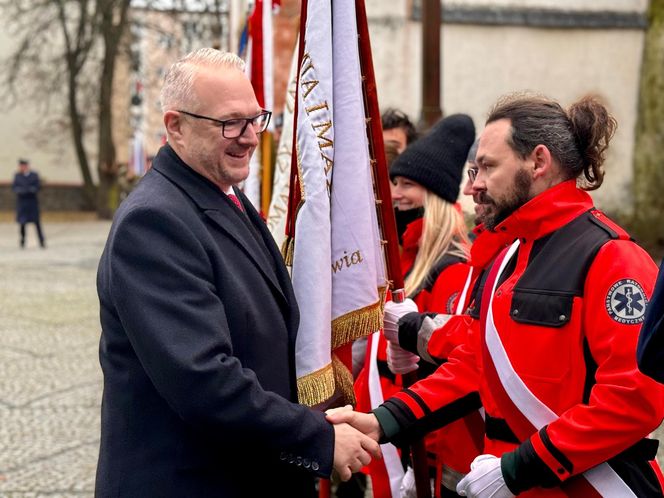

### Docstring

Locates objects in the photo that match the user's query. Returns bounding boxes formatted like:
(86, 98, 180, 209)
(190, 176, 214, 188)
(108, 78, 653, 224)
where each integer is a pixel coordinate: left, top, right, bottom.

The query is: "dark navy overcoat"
(637, 261, 664, 382)
(95, 144, 334, 498)
(12, 171, 41, 223)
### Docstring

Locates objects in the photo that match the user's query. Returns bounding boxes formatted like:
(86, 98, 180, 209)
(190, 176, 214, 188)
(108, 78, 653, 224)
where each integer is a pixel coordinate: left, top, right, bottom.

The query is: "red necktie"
(227, 193, 244, 212)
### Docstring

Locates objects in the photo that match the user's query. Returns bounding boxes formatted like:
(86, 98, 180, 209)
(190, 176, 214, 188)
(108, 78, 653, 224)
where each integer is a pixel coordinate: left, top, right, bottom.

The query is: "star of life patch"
(605, 279, 648, 324)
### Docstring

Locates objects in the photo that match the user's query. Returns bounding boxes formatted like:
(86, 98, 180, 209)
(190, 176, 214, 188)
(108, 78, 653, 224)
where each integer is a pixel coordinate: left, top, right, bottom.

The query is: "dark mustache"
(475, 192, 494, 204)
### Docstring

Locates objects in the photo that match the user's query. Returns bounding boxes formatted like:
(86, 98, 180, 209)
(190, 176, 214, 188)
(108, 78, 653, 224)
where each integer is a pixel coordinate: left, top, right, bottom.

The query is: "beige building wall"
(366, 0, 647, 214)
(0, 0, 650, 220)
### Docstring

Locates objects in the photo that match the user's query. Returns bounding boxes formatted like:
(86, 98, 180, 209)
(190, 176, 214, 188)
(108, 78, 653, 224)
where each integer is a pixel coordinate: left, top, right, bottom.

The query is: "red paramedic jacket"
(375, 181, 664, 497)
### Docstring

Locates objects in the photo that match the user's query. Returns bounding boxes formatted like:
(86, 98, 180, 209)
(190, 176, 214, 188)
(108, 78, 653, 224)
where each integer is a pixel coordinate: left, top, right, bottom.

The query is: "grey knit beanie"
(390, 114, 475, 203)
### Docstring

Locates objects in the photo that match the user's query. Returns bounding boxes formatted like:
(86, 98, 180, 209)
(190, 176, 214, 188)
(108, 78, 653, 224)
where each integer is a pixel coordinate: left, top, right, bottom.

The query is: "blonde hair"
(160, 48, 245, 113)
(404, 193, 470, 297)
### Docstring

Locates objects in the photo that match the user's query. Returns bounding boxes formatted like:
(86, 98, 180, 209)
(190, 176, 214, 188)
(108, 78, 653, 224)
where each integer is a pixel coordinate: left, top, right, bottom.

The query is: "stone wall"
(0, 183, 92, 212)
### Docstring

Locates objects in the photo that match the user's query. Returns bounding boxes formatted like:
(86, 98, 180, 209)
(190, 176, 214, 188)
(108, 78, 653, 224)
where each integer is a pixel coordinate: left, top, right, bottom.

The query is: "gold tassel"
(282, 236, 295, 266)
(332, 354, 356, 406)
(297, 363, 336, 407)
(331, 285, 388, 349)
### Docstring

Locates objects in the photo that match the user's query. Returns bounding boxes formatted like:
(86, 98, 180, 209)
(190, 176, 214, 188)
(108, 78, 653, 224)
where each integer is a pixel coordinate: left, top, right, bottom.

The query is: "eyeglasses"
(467, 166, 479, 183)
(178, 109, 272, 138)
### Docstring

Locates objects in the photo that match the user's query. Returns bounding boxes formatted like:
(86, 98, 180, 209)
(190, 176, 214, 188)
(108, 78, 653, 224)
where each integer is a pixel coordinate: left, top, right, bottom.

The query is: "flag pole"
(355, 1, 432, 497)
(283, 0, 308, 262)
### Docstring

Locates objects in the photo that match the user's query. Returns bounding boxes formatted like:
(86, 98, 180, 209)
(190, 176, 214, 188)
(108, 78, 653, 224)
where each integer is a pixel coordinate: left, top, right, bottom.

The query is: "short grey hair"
(160, 48, 246, 113)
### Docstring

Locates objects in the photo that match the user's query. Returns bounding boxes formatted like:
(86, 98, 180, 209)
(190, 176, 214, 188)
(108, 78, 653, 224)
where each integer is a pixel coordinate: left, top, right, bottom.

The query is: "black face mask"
(394, 206, 424, 244)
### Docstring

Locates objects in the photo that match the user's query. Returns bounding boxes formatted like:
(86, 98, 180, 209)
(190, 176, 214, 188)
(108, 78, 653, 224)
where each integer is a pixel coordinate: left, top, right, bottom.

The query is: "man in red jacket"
(329, 93, 664, 497)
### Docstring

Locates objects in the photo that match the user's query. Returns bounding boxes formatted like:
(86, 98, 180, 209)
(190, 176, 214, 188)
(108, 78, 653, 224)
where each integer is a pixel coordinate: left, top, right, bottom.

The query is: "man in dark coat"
(12, 158, 45, 248)
(95, 48, 380, 498)
(637, 261, 664, 383)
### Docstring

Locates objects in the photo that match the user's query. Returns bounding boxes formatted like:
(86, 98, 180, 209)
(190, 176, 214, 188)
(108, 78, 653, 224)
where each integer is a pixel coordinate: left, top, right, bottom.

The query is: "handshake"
(326, 404, 382, 481)
(327, 298, 516, 498)
(326, 298, 420, 481)
(326, 406, 515, 498)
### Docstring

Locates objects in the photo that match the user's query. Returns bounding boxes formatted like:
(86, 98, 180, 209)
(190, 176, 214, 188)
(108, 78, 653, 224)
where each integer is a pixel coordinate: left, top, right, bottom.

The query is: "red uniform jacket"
(355, 217, 480, 497)
(376, 181, 664, 497)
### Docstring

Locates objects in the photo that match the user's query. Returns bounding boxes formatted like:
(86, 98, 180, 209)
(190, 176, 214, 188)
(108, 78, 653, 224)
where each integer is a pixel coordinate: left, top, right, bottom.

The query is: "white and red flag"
(267, 41, 298, 249)
(285, 0, 387, 408)
(243, 0, 279, 212)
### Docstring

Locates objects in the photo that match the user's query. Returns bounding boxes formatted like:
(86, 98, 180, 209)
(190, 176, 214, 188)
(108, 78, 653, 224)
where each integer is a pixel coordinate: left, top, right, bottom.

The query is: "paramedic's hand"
(456, 454, 515, 498)
(383, 298, 418, 343)
(387, 341, 419, 374)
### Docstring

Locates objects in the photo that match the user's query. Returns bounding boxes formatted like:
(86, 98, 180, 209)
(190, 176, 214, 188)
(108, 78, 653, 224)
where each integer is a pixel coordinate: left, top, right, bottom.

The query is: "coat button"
(303, 458, 311, 469)
(296, 456, 303, 466)
(288, 454, 295, 464)
(512, 309, 519, 316)
(311, 461, 320, 471)
(559, 314, 566, 321)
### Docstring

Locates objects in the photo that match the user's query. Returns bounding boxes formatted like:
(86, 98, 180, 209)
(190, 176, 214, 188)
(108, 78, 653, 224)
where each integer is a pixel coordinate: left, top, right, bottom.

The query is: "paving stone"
(0, 221, 109, 498)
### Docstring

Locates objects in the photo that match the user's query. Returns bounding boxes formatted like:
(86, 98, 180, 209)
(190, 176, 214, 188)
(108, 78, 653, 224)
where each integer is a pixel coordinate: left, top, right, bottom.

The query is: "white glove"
(456, 454, 515, 498)
(383, 298, 418, 343)
(399, 465, 418, 498)
(399, 466, 435, 498)
(387, 340, 419, 374)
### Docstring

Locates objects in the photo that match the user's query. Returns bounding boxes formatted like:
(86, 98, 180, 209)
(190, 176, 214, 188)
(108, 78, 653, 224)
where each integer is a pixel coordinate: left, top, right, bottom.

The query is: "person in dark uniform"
(12, 158, 45, 248)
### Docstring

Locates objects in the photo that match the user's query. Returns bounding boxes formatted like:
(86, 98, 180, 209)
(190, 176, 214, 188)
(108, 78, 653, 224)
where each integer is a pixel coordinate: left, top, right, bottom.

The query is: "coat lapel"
(151, 145, 287, 305)
(235, 188, 300, 333)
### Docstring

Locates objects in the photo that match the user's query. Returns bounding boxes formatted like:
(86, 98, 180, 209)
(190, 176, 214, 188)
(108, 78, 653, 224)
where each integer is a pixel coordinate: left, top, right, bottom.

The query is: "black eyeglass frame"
(467, 166, 479, 183)
(177, 109, 272, 138)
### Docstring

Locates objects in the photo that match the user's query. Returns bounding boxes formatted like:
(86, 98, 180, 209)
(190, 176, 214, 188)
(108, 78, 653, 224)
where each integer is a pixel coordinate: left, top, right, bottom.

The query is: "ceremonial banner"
(267, 44, 298, 248)
(289, 0, 386, 407)
(243, 0, 279, 211)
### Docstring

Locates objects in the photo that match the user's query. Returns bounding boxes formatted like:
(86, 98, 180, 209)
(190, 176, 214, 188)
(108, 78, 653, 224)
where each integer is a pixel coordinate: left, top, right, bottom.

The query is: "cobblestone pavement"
(0, 221, 111, 497)
(0, 220, 662, 498)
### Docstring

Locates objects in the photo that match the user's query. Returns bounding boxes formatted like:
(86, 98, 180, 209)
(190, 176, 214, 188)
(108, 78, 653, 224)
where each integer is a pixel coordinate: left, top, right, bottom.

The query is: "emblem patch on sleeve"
(605, 279, 648, 324)
(446, 292, 459, 314)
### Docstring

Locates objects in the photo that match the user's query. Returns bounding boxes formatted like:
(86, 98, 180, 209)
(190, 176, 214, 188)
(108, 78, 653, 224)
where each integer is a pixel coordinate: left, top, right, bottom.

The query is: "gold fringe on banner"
(297, 362, 336, 407)
(332, 353, 356, 406)
(331, 285, 388, 350)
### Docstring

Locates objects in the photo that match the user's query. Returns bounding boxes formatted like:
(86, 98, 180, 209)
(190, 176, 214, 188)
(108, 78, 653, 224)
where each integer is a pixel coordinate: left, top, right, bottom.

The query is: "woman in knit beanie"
(389, 114, 475, 308)
(388, 114, 483, 498)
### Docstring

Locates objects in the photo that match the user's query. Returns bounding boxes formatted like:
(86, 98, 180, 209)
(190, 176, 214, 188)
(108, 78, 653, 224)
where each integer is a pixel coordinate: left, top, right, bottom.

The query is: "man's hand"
(332, 423, 382, 481)
(383, 298, 418, 343)
(387, 341, 419, 374)
(456, 454, 515, 498)
(326, 409, 382, 442)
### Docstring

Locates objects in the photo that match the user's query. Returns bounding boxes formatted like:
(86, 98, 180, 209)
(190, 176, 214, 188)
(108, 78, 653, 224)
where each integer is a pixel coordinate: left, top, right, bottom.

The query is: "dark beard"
(481, 168, 532, 231)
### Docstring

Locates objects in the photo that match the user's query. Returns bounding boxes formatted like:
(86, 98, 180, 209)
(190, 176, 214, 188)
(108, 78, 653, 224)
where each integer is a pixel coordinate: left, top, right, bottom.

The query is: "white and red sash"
(480, 241, 636, 498)
(367, 331, 405, 497)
